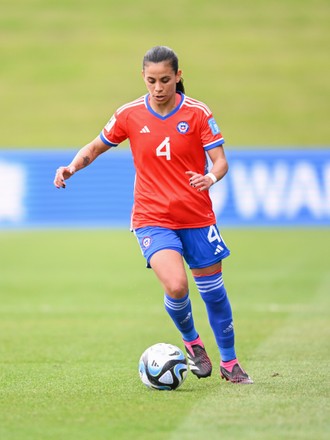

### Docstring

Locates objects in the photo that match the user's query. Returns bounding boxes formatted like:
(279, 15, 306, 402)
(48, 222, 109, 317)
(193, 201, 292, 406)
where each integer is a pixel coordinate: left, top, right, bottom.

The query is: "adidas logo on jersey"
(140, 125, 150, 133)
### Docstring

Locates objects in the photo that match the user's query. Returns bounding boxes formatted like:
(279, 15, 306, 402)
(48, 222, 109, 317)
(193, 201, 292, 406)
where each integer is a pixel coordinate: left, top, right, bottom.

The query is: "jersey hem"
(131, 219, 217, 230)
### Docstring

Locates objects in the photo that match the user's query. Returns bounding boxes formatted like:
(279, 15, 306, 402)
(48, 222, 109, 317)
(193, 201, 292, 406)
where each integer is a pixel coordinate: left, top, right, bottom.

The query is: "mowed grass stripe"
(168, 275, 330, 440)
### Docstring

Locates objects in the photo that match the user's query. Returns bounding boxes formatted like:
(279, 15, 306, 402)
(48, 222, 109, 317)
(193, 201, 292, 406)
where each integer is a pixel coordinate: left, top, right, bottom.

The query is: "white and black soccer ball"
(138, 343, 188, 390)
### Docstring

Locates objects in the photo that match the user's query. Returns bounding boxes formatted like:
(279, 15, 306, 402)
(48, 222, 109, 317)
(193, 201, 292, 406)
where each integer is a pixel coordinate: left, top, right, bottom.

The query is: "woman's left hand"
(185, 171, 214, 192)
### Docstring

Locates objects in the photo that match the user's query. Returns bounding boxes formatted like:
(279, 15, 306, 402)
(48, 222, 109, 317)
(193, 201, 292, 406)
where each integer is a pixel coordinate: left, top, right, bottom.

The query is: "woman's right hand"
(53, 166, 76, 188)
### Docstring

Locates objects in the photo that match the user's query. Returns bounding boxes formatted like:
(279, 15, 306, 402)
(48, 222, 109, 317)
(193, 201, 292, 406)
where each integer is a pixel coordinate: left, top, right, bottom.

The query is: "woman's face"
(142, 61, 182, 106)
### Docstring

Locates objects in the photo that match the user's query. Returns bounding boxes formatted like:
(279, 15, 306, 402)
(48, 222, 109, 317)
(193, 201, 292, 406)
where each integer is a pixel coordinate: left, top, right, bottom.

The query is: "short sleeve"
(100, 112, 128, 147)
(201, 113, 225, 151)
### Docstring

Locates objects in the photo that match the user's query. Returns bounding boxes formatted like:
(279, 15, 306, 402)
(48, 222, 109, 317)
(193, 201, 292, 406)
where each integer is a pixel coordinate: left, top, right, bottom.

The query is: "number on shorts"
(207, 225, 221, 243)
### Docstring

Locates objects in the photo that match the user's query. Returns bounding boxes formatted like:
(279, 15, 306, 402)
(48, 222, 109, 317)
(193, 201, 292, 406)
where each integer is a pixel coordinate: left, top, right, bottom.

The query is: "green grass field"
(0, 229, 329, 439)
(1, 0, 329, 147)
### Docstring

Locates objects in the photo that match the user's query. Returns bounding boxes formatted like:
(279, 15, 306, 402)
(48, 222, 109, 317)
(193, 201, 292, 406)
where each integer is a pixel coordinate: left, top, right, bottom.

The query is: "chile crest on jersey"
(176, 121, 190, 134)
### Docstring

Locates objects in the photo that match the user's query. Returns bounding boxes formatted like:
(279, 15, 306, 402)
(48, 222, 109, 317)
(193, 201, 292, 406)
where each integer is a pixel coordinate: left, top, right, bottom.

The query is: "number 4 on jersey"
(156, 137, 171, 161)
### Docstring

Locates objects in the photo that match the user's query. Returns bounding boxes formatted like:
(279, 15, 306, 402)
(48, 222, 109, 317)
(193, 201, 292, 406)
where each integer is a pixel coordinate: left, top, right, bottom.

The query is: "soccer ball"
(138, 343, 188, 390)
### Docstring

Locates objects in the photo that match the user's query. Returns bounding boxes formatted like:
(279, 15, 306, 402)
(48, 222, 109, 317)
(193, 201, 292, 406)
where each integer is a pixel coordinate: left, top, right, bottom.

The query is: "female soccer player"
(54, 46, 253, 384)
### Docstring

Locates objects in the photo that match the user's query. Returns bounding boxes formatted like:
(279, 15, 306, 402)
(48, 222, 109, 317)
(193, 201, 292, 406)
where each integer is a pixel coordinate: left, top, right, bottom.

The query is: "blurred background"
(0, 0, 329, 227)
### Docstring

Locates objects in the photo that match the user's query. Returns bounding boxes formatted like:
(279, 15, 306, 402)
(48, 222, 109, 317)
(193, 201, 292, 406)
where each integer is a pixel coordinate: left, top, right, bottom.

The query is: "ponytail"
(176, 78, 185, 94)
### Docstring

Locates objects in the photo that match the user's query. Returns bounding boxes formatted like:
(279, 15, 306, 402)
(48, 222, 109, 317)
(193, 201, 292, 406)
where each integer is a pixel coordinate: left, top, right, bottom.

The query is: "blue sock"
(194, 272, 236, 361)
(164, 292, 198, 342)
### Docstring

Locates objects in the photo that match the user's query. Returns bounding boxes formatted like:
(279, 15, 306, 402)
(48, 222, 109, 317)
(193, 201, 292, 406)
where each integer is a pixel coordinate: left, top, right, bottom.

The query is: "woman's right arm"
(53, 136, 110, 188)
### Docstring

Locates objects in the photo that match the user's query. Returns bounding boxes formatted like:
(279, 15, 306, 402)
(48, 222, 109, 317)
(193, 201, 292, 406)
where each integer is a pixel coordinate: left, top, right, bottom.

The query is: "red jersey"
(100, 92, 224, 229)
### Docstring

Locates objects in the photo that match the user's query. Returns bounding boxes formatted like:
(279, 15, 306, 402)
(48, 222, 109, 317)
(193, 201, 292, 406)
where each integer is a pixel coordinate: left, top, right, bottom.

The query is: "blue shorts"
(134, 225, 230, 269)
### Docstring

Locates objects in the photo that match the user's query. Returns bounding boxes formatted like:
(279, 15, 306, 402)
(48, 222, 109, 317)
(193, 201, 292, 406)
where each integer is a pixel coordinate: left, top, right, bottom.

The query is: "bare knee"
(150, 249, 189, 299)
(164, 278, 188, 299)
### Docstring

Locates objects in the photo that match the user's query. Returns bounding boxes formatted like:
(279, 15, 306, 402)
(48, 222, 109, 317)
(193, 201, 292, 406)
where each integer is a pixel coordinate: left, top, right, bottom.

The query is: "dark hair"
(142, 45, 185, 94)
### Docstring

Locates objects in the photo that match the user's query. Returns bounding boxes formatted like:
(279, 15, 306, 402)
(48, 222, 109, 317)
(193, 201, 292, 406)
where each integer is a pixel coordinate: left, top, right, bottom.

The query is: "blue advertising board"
(0, 149, 329, 228)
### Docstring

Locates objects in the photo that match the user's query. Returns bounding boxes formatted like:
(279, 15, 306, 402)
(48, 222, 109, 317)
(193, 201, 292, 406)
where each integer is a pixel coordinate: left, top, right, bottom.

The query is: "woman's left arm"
(186, 146, 229, 192)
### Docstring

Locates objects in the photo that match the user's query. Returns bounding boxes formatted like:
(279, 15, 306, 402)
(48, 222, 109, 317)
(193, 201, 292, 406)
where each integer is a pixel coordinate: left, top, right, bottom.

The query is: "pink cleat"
(220, 360, 253, 384)
(184, 336, 212, 378)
